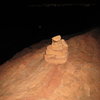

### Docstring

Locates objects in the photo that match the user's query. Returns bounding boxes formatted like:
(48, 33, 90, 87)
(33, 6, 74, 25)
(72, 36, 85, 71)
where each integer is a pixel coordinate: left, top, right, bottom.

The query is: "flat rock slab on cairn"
(0, 29, 100, 100)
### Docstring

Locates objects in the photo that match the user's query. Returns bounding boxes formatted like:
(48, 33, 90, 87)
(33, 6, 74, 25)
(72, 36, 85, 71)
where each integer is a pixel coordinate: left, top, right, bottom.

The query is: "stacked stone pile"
(44, 35, 68, 64)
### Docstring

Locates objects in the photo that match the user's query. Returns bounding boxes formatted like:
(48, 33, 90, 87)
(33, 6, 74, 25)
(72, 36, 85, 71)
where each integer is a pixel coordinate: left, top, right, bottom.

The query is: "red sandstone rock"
(0, 29, 100, 100)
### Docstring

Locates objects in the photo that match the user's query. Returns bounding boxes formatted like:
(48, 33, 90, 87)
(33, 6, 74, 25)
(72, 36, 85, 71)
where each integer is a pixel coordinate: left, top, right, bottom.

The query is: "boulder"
(0, 29, 100, 100)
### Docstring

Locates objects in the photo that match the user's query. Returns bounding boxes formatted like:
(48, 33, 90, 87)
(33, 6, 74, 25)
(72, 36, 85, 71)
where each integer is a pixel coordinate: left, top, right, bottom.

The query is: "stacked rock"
(44, 35, 68, 64)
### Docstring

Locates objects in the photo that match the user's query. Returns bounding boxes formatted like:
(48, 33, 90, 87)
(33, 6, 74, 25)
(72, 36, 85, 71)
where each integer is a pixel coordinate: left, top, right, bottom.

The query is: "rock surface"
(0, 29, 100, 100)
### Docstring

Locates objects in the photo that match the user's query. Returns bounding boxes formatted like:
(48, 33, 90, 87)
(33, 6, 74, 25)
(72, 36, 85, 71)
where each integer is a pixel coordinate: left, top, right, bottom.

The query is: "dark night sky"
(0, 1, 99, 64)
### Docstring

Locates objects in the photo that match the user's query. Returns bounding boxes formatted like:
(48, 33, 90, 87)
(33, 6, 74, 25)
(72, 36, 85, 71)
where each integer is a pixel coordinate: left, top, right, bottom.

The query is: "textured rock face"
(44, 35, 68, 64)
(0, 29, 100, 100)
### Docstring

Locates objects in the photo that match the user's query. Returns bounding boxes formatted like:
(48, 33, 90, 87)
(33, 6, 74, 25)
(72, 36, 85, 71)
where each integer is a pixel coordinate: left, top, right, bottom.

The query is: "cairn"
(44, 35, 68, 64)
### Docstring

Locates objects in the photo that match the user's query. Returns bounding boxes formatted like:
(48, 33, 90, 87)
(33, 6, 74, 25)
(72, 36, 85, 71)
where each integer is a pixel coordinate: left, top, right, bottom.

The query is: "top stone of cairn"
(52, 35, 61, 42)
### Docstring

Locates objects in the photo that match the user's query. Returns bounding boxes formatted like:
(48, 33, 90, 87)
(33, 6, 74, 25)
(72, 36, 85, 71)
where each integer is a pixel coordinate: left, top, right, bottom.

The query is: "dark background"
(0, 1, 99, 64)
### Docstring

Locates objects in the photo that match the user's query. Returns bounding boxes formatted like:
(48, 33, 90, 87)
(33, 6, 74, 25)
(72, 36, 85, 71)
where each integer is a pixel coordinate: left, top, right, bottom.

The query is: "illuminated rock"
(0, 29, 100, 100)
